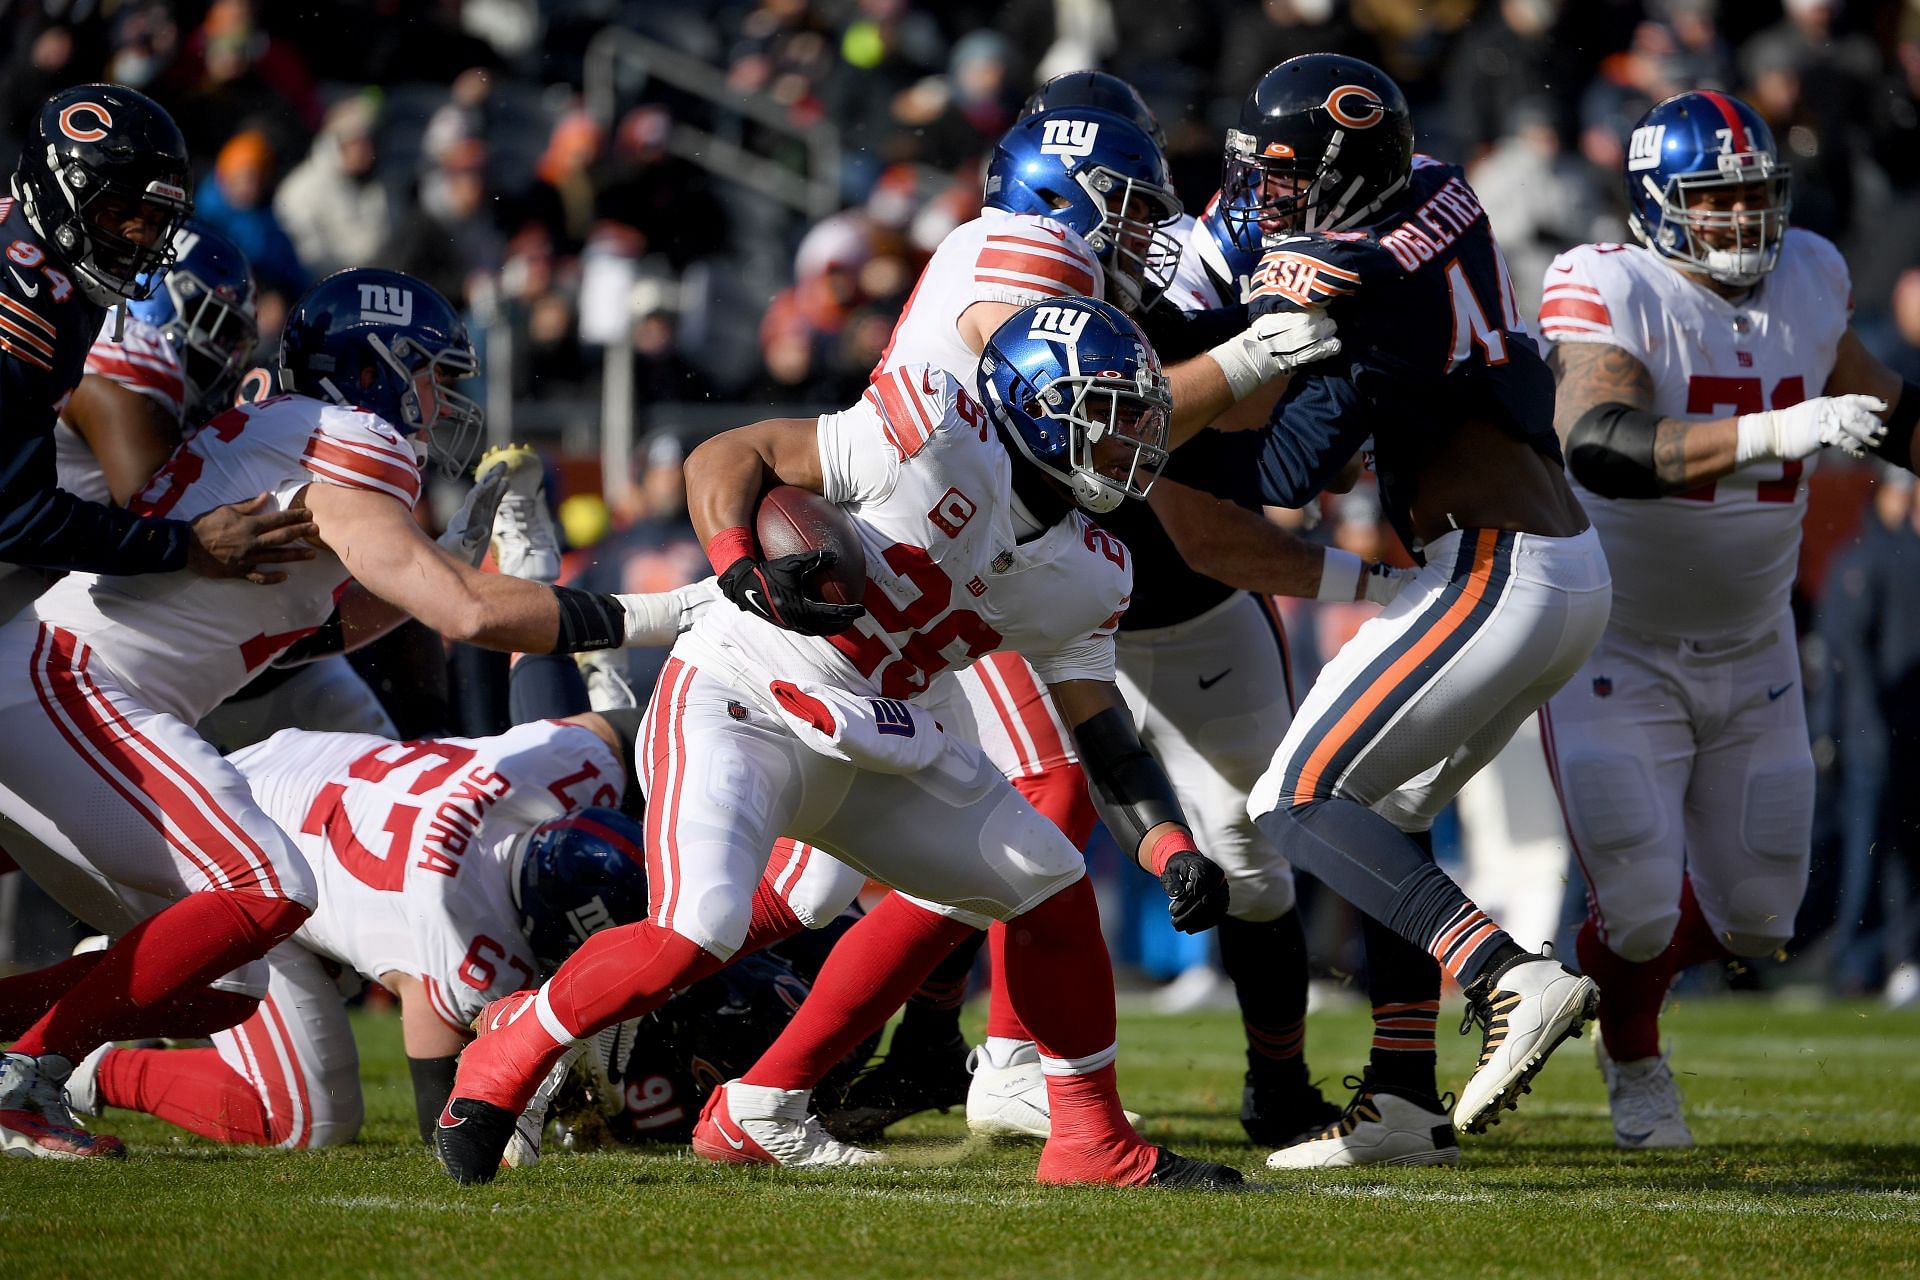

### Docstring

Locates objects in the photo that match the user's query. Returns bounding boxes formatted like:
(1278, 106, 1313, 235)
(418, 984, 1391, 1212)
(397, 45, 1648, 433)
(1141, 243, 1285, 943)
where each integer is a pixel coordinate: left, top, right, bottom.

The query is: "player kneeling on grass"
(0, 268, 751, 1160)
(435, 296, 1261, 1190)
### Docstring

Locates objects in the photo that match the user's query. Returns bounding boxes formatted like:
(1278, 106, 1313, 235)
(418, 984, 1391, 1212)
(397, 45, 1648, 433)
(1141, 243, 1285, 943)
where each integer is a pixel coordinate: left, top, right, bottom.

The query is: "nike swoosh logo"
(8, 267, 38, 297)
(438, 1104, 465, 1130)
(744, 589, 764, 615)
(1618, 1128, 1654, 1144)
(1767, 683, 1795, 701)
(714, 1111, 748, 1150)
(1198, 669, 1232, 690)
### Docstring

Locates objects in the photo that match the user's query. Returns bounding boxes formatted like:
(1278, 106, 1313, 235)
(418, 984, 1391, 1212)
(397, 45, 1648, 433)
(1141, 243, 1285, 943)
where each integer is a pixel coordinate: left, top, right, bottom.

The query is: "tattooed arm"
(1548, 342, 1740, 494)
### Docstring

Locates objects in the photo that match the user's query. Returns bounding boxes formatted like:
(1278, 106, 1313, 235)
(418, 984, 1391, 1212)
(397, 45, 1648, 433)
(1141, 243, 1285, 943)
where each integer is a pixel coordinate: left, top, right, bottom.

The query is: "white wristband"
(1317, 547, 1364, 602)
(616, 590, 686, 648)
(1205, 340, 1266, 402)
(1734, 411, 1777, 465)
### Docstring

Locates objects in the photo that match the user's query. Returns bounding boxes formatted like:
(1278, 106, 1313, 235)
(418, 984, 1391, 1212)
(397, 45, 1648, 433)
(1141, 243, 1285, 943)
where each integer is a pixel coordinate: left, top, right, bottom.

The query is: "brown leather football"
(754, 485, 867, 606)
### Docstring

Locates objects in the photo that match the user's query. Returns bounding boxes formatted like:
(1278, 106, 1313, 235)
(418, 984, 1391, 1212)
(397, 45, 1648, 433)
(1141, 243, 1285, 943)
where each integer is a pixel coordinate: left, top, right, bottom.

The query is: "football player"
(434, 298, 1247, 1190)
(1185, 54, 1614, 1163)
(1539, 90, 1914, 1149)
(0, 85, 312, 592)
(732, 92, 1347, 1147)
(0, 267, 751, 1159)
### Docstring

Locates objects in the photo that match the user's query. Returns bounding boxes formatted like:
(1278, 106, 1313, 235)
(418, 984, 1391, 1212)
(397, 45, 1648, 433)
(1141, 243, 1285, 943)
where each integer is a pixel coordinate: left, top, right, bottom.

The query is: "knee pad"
(1606, 910, 1681, 965)
(1741, 758, 1814, 862)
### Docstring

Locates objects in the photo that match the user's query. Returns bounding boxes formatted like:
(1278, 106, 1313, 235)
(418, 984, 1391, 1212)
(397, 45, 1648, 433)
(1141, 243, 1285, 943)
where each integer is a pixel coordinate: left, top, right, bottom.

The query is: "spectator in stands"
(1579, 10, 1732, 174)
(386, 138, 504, 310)
(1216, 0, 1385, 119)
(166, 0, 321, 159)
(196, 129, 311, 302)
(104, 2, 180, 94)
(1747, 37, 1858, 241)
(592, 106, 730, 270)
(1472, 98, 1620, 319)
(275, 92, 395, 280)
(1444, 0, 1577, 157)
(523, 109, 605, 257)
(1861, 268, 1920, 384)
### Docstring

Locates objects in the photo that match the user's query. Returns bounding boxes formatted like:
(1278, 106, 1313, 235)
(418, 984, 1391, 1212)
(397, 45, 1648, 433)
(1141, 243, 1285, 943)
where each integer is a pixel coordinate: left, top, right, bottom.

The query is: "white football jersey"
(27, 394, 423, 722)
(870, 208, 1103, 385)
(1539, 230, 1850, 641)
(679, 364, 1132, 713)
(232, 719, 625, 1031)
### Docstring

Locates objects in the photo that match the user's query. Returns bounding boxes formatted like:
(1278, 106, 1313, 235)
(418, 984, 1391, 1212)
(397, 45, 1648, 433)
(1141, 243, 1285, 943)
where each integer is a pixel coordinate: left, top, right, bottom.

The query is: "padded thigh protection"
(1697, 748, 1813, 957)
(1551, 743, 1685, 963)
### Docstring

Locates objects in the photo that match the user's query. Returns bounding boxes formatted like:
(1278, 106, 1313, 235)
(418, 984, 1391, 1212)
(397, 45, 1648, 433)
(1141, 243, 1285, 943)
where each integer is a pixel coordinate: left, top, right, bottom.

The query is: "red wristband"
(1147, 829, 1199, 876)
(705, 526, 756, 574)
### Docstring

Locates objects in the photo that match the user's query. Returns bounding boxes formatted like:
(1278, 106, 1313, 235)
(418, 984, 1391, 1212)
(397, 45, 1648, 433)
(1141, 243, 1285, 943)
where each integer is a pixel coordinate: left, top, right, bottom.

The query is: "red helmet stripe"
(568, 814, 647, 868)
(1698, 91, 1751, 152)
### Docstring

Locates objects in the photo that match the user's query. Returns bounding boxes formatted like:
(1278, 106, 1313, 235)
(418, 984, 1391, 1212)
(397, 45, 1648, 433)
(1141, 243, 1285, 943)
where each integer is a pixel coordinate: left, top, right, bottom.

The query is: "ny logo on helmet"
(57, 101, 113, 142)
(566, 896, 613, 940)
(1322, 85, 1385, 129)
(1039, 118, 1100, 162)
(358, 283, 413, 325)
(1627, 124, 1666, 172)
(1027, 305, 1091, 344)
(172, 228, 202, 259)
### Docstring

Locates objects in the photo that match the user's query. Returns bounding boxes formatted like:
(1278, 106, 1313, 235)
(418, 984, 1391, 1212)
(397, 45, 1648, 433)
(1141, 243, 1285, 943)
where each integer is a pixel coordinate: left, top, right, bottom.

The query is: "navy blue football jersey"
(1226, 158, 1561, 556)
(0, 196, 189, 575)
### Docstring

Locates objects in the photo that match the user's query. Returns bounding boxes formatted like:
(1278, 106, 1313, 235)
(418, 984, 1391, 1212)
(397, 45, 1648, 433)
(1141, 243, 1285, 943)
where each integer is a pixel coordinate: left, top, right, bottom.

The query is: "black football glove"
(1160, 850, 1230, 934)
(717, 550, 865, 638)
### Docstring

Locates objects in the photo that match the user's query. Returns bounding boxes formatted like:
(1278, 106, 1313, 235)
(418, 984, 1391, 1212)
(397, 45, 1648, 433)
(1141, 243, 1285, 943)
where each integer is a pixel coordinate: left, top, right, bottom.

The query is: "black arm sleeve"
(1564, 401, 1666, 499)
(1071, 706, 1189, 856)
(0, 359, 192, 574)
(1868, 381, 1920, 471)
(408, 1054, 461, 1145)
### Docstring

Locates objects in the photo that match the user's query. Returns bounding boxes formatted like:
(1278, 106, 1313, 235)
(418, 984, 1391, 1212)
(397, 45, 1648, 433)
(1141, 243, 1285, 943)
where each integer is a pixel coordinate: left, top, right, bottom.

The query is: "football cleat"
(964, 1041, 1142, 1139)
(574, 649, 637, 711)
(503, 1043, 583, 1168)
(1265, 1072, 1459, 1169)
(691, 1080, 887, 1168)
(1240, 1070, 1343, 1148)
(62, 1043, 111, 1118)
(1146, 1145, 1247, 1190)
(1597, 1042, 1693, 1151)
(435, 1096, 519, 1185)
(0, 1052, 125, 1160)
(476, 444, 561, 583)
(1453, 951, 1600, 1134)
(817, 1028, 970, 1142)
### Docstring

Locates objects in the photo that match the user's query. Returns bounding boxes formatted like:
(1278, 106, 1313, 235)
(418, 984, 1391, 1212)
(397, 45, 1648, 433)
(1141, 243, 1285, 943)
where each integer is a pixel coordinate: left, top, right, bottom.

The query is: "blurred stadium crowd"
(2, 0, 1918, 1001)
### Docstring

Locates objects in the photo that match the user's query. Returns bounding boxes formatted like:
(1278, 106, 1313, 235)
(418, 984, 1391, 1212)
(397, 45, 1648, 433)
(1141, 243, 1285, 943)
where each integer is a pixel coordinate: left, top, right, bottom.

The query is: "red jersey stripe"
(974, 248, 1097, 294)
(303, 438, 422, 504)
(0, 335, 52, 373)
(0, 312, 54, 357)
(0, 293, 55, 337)
(871, 369, 928, 458)
(973, 273, 1076, 299)
(1539, 298, 1612, 326)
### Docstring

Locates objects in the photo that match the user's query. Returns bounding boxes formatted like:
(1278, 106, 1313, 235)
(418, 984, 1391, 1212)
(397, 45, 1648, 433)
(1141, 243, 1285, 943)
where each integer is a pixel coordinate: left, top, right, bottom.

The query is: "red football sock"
(0, 952, 103, 1039)
(999, 877, 1156, 1186)
(12, 892, 307, 1061)
(743, 894, 974, 1091)
(1668, 877, 1736, 970)
(111, 987, 261, 1042)
(544, 919, 724, 1037)
(739, 877, 806, 959)
(983, 922, 1032, 1042)
(96, 1046, 277, 1145)
(1578, 917, 1671, 1063)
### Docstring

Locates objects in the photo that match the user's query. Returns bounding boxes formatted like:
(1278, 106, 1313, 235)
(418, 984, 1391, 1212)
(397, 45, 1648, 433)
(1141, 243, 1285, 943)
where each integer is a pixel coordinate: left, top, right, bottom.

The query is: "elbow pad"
(1565, 401, 1665, 499)
(1869, 381, 1920, 468)
(1071, 707, 1188, 852)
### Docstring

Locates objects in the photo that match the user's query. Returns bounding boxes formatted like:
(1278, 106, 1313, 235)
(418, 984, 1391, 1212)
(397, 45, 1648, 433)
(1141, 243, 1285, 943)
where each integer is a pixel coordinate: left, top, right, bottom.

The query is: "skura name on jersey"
(414, 761, 512, 878)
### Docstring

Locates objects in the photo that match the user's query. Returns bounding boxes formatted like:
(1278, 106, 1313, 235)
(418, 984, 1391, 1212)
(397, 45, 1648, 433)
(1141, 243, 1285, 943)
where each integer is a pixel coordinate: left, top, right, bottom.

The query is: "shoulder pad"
(866, 364, 990, 460)
(1248, 236, 1378, 309)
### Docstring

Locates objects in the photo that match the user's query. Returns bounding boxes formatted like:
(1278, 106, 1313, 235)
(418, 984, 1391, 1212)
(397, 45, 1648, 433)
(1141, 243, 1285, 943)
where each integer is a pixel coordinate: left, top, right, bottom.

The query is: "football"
(754, 484, 868, 606)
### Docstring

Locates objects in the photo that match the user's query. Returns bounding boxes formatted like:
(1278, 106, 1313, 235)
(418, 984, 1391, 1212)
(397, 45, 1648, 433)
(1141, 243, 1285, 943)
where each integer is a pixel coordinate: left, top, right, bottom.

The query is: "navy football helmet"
(129, 221, 257, 422)
(511, 807, 651, 973)
(278, 267, 483, 474)
(984, 107, 1183, 311)
(13, 84, 192, 305)
(1019, 70, 1167, 151)
(1624, 91, 1790, 289)
(977, 296, 1170, 513)
(1220, 54, 1413, 249)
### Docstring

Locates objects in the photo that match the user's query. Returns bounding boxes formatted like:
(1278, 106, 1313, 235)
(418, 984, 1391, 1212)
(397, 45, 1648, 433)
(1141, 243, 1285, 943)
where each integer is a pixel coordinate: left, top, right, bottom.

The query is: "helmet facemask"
(1073, 166, 1183, 311)
(161, 268, 257, 415)
(1637, 155, 1791, 289)
(39, 165, 190, 305)
(369, 331, 484, 477)
(1220, 127, 1406, 250)
(1002, 359, 1171, 514)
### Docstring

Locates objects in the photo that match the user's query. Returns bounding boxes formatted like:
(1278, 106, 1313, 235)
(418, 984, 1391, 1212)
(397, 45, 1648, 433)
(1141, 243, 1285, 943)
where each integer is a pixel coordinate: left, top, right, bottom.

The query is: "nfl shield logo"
(1592, 676, 1612, 698)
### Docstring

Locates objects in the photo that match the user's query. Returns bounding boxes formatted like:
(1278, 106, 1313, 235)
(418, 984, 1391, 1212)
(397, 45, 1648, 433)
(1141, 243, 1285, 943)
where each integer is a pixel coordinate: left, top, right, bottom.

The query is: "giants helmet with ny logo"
(1623, 91, 1790, 288)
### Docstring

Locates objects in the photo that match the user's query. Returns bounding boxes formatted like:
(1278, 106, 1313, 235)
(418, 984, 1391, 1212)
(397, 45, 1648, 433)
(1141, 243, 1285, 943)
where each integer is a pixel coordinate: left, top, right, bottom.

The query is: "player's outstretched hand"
(187, 492, 320, 585)
(717, 549, 865, 637)
(1736, 394, 1888, 463)
(1161, 849, 1230, 934)
(436, 467, 511, 567)
(1207, 309, 1342, 400)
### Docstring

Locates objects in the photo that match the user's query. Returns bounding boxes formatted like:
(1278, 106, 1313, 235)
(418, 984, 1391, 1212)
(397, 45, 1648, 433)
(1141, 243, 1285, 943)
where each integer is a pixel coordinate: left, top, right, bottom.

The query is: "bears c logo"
(57, 101, 113, 143)
(1322, 85, 1385, 129)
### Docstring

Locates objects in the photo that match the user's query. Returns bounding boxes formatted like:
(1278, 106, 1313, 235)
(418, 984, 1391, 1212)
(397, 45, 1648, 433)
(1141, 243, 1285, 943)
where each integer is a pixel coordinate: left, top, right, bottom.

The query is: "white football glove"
(1735, 394, 1888, 464)
(1363, 562, 1415, 605)
(503, 1043, 582, 1169)
(1207, 309, 1342, 401)
(613, 577, 723, 648)
(435, 467, 511, 566)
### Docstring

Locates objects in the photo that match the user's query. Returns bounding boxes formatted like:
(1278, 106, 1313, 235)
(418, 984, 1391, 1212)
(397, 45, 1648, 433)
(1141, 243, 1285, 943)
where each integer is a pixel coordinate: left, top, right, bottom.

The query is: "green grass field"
(5, 998, 1918, 1280)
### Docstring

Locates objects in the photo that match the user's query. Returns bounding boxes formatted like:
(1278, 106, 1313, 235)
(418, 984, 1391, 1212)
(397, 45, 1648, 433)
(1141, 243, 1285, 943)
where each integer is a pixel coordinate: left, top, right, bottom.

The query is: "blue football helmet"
(129, 221, 257, 423)
(278, 266, 483, 474)
(511, 807, 651, 973)
(1625, 91, 1791, 288)
(977, 296, 1171, 514)
(984, 106, 1183, 312)
(1019, 70, 1167, 151)
(1192, 188, 1260, 305)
